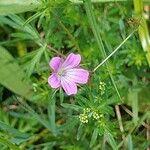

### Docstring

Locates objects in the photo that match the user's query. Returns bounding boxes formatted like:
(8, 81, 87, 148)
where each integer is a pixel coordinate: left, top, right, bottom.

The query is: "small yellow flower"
(99, 81, 106, 90)
(79, 114, 88, 123)
(93, 111, 100, 120)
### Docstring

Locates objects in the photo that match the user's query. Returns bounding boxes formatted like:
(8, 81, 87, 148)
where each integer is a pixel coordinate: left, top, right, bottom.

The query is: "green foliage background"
(0, 0, 150, 149)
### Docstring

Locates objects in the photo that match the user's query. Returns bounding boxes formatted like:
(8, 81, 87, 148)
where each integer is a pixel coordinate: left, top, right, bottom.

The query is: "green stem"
(84, 0, 122, 100)
(93, 29, 137, 72)
(84, 0, 127, 144)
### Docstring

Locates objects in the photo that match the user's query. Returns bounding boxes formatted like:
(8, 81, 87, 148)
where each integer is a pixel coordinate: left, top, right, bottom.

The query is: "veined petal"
(48, 73, 61, 88)
(49, 57, 63, 72)
(62, 53, 81, 69)
(61, 77, 77, 95)
(65, 68, 89, 84)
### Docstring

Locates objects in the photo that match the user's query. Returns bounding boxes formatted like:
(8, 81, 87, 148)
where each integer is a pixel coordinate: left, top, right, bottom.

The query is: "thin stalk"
(84, 0, 123, 99)
(93, 29, 137, 72)
(121, 105, 150, 130)
(84, 0, 125, 141)
(115, 105, 125, 140)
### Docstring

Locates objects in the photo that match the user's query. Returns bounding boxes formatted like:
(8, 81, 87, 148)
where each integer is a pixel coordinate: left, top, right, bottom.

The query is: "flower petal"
(65, 68, 89, 84)
(62, 53, 81, 69)
(48, 73, 61, 88)
(61, 77, 77, 95)
(49, 57, 63, 72)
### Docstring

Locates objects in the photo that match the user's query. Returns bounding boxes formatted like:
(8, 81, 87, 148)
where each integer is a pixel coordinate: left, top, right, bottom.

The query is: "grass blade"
(0, 46, 33, 100)
(0, 137, 20, 150)
(0, 0, 40, 15)
(134, 0, 150, 66)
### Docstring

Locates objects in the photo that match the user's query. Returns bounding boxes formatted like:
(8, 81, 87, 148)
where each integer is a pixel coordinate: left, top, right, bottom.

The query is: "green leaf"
(0, 46, 33, 100)
(61, 103, 82, 111)
(134, 0, 150, 66)
(90, 128, 98, 147)
(105, 130, 118, 150)
(0, 137, 20, 150)
(0, 0, 41, 15)
(0, 121, 30, 139)
(0, 15, 41, 43)
(128, 88, 139, 124)
(48, 91, 57, 135)
(77, 124, 83, 141)
(24, 11, 43, 25)
(84, 0, 122, 101)
(26, 48, 45, 78)
(17, 98, 52, 133)
(58, 117, 78, 131)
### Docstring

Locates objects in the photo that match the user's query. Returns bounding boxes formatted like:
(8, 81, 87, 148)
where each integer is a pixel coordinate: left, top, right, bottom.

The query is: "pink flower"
(48, 53, 89, 95)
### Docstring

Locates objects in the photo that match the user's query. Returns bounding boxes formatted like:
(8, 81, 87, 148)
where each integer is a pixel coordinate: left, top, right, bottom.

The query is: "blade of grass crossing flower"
(134, 0, 150, 66)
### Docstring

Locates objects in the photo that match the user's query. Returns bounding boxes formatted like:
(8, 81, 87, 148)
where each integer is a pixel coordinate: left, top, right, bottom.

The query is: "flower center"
(57, 69, 66, 77)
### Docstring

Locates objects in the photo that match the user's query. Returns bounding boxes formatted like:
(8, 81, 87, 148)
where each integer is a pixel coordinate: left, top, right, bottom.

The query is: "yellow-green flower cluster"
(79, 108, 103, 124)
(92, 112, 100, 120)
(83, 108, 91, 113)
(99, 81, 106, 90)
(79, 113, 88, 123)
(99, 81, 106, 94)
